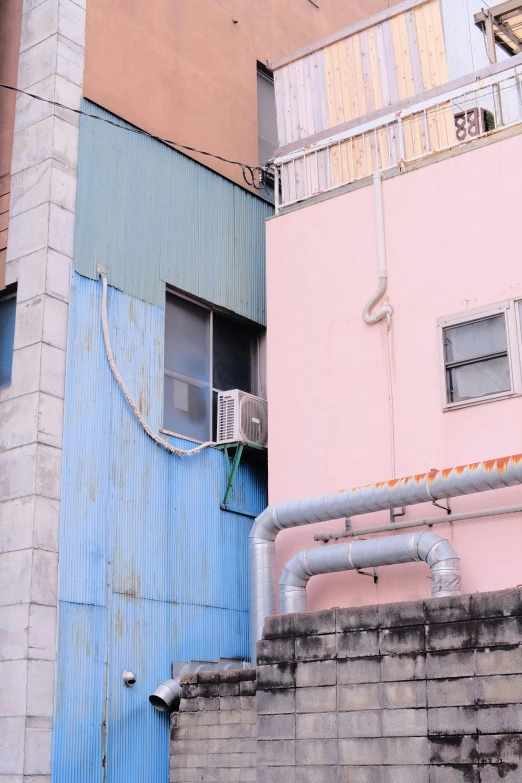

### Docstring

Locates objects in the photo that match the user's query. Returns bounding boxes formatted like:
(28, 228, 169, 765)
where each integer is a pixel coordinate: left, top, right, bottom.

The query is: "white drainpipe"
(249, 453, 522, 663)
(279, 531, 460, 614)
(362, 170, 393, 324)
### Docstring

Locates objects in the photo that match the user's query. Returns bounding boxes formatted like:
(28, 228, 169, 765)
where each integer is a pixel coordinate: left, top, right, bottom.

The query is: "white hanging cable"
(99, 270, 214, 458)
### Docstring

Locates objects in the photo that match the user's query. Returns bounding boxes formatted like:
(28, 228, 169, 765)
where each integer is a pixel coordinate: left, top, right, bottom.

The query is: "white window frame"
(161, 288, 263, 443)
(437, 300, 522, 411)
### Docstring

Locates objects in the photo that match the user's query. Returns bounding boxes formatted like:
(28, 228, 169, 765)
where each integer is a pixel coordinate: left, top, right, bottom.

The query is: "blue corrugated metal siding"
(52, 274, 265, 780)
(74, 101, 273, 323)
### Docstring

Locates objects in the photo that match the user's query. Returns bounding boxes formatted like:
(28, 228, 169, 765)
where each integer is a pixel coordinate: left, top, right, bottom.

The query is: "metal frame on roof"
(475, 1, 522, 60)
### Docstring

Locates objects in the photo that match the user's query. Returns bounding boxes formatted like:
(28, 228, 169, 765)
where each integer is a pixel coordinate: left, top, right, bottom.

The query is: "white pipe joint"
(362, 170, 393, 325)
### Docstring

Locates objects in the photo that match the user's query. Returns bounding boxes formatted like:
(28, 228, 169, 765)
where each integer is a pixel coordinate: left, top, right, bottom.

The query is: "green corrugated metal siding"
(74, 101, 273, 323)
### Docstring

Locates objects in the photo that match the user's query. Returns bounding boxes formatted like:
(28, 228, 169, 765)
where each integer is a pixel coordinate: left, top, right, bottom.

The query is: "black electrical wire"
(0, 82, 275, 192)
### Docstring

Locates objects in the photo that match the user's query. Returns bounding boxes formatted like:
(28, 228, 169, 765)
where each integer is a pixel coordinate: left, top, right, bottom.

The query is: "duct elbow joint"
(149, 678, 182, 712)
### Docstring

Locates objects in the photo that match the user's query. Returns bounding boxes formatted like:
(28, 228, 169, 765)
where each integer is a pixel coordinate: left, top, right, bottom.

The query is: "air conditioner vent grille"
(239, 396, 268, 446)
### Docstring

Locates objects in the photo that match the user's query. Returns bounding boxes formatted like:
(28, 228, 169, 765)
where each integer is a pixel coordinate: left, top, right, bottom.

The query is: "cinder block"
(338, 656, 380, 684)
(196, 710, 219, 725)
(380, 766, 429, 783)
(296, 767, 336, 783)
(476, 645, 522, 676)
(381, 653, 425, 682)
(479, 734, 522, 763)
(338, 709, 381, 738)
(240, 679, 256, 696)
(426, 621, 475, 651)
(337, 604, 378, 632)
(476, 674, 522, 705)
(240, 695, 255, 711)
(256, 688, 295, 715)
(263, 609, 335, 639)
(382, 708, 427, 737)
(337, 767, 382, 783)
(257, 663, 296, 690)
(220, 696, 241, 711)
(27, 660, 55, 717)
(429, 735, 478, 764)
(257, 739, 295, 766)
(476, 617, 522, 648)
(381, 736, 428, 765)
(32, 495, 59, 553)
(24, 723, 51, 775)
(477, 704, 522, 734)
(257, 637, 295, 665)
(337, 630, 379, 658)
(179, 698, 197, 713)
(425, 594, 472, 624)
(426, 650, 475, 680)
(378, 599, 425, 628)
(197, 682, 218, 698)
(295, 634, 336, 662)
(338, 683, 379, 712)
(218, 682, 239, 697)
(296, 660, 336, 688)
(197, 696, 219, 711)
(427, 678, 475, 707)
(296, 712, 337, 739)
(0, 604, 29, 661)
(257, 767, 296, 783)
(429, 766, 480, 783)
(0, 661, 27, 717)
(471, 588, 522, 620)
(380, 680, 427, 709)
(338, 737, 382, 765)
(379, 626, 425, 655)
(196, 671, 219, 684)
(219, 710, 242, 725)
(30, 548, 58, 606)
(258, 713, 295, 740)
(428, 706, 477, 735)
(480, 764, 522, 782)
(296, 685, 336, 713)
(296, 738, 337, 765)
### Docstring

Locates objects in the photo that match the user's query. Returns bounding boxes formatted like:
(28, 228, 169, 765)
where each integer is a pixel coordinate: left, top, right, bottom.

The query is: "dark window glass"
(165, 293, 210, 382)
(213, 313, 258, 393)
(0, 289, 17, 388)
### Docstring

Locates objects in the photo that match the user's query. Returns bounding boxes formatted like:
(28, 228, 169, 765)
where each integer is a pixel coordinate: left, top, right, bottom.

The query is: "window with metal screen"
(0, 285, 17, 388)
(443, 314, 511, 403)
(163, 291, 261, 442)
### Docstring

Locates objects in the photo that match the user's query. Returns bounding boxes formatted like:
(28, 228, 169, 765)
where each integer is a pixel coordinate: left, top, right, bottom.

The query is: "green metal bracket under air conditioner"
(216, 441, 266, 518)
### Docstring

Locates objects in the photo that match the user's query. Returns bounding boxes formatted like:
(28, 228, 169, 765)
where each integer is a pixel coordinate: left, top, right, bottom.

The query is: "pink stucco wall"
(266, 132, 522, 611)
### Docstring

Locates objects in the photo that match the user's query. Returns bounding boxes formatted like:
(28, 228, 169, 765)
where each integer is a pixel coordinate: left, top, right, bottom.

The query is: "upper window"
(163, 291, 261, 442)
(0, 284, 17, 388)
(439, 301, 522, 409)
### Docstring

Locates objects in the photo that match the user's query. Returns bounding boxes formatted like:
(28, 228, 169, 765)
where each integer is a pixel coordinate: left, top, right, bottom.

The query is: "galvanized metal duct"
(249, 453, 522, 662)
(279, 531, 460, 614)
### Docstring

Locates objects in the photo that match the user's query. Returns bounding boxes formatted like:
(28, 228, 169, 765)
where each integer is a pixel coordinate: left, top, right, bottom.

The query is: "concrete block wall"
(171, 588, 522, 783)
(0, 1, 85, 780)
(170, 669, 258, 782)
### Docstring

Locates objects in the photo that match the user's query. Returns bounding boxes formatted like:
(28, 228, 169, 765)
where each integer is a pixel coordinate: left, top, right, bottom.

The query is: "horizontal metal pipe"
(314, 504, 522, 542)
(250, 453, 522, 662)
(279, 531, 460, 614)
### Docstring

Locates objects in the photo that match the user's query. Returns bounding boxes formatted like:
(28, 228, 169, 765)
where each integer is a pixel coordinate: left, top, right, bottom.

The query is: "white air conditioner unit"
(216, 390, 268, 447)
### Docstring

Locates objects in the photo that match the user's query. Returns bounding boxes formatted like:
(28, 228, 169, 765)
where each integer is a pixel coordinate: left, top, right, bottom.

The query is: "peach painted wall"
(83, 0, 395, 190)
(266, 133, 522, 611)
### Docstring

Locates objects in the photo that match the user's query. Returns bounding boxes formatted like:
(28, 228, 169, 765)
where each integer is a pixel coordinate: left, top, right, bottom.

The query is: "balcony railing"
(273, 54, 522, 211)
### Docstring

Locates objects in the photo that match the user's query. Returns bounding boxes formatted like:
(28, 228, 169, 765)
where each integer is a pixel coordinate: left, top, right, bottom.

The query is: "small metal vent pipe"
(149, 678, 182, 712)
(279, 531, 460, 614)
(250, 453, 522, 663)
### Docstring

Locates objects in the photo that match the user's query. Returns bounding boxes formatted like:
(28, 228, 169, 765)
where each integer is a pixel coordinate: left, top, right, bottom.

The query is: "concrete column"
(0, 1, 85, 780)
